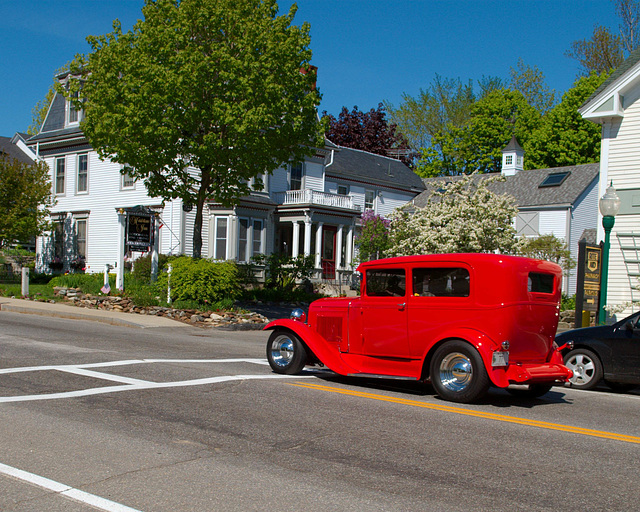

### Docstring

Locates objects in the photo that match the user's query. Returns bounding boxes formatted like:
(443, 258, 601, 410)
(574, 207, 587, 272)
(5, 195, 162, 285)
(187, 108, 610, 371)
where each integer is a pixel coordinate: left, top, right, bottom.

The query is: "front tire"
(564, 348, 603, 390)
(267, 330, 307, 375)
(429, 340, 489, 403)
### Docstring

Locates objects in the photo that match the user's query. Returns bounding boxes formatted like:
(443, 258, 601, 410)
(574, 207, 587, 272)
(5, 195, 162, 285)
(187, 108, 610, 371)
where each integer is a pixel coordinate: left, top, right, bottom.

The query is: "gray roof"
(0, 136, 34, 165)
(413, 163, 599, 209)
(326, 145, 425, 193)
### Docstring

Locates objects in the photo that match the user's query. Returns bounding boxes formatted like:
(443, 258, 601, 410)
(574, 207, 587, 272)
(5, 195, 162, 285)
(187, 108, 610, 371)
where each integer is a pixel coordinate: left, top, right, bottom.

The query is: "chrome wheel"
(438, 352, 473, 392)
(564, 348, 602, 390)
(266, 330, 307, 375)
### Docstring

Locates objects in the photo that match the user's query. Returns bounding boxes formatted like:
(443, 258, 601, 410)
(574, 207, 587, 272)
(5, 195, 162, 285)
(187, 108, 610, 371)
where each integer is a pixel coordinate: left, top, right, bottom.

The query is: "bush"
(50, 273, 111, 295)
(131, 253, 170, 282)
(156, 256, 241, 304)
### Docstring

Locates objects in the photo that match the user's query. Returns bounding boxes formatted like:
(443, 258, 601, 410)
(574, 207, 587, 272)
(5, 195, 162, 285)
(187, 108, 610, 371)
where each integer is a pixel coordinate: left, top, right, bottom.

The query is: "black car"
(555, 311, 640, 391)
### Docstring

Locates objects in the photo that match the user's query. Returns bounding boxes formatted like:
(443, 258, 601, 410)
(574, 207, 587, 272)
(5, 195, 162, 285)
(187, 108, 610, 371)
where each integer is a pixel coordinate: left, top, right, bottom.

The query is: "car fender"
(424, 327, 510, 387)
(264, 319, 358, 376)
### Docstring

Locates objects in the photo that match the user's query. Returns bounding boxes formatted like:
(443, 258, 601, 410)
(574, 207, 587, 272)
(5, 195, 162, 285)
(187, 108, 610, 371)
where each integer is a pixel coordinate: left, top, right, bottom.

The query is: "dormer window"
(66, 90, 83, 126)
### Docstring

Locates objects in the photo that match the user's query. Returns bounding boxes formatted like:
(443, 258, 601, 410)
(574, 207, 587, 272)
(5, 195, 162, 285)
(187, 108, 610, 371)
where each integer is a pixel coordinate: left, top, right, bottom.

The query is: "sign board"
(126, 212, 153, 249)
(575, 239, 602, 328)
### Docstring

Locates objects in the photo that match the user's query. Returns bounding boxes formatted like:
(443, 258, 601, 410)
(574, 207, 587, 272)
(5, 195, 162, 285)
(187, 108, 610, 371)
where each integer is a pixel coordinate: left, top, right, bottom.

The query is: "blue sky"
(0, 0, 621, 137)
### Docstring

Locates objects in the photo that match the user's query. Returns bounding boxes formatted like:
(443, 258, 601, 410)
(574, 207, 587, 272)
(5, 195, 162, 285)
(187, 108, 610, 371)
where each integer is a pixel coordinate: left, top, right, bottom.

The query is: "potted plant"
(70, 257, 86, 273)
(49, 257, 64, 272)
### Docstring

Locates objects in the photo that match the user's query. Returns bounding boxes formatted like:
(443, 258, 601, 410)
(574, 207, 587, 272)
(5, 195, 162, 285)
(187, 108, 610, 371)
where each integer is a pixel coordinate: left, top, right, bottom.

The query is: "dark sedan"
(555, 311, 640, 391)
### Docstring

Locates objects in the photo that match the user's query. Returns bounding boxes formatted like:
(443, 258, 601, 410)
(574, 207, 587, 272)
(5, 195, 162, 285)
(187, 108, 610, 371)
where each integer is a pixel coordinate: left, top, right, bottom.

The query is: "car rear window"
(366, 269, 406, 297)
(528, 272, 554, 294)
(412, 268, 470, 297)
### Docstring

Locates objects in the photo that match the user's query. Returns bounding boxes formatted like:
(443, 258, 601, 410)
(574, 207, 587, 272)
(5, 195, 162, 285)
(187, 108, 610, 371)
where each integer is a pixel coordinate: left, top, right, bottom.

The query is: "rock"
(191, 315, 204, 323)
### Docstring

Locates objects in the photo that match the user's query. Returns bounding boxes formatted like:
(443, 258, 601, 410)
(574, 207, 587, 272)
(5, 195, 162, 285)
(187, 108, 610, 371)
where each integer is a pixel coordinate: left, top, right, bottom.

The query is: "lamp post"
(598, 182, 621, 324)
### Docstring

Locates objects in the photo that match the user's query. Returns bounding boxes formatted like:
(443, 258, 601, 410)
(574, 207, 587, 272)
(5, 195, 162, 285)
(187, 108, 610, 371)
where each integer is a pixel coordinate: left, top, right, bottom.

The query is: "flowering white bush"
(389, 173, 519, 255)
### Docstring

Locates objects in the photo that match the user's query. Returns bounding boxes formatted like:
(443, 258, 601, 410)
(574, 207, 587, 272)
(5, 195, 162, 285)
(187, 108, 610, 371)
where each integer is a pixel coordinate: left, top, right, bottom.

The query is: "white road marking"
(0, 358, 312, 403)
(0, 461, 141, 511)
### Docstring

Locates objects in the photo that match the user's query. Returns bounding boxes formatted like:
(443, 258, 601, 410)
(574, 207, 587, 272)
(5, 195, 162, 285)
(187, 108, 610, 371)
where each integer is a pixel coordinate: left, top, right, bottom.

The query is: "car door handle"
(397, 303, 406, 310)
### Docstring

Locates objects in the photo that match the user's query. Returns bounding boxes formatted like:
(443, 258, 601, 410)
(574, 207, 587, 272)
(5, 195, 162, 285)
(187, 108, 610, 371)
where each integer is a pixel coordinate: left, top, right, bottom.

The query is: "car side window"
(412, 268, 470, 297)
(366, 269, 406, 297)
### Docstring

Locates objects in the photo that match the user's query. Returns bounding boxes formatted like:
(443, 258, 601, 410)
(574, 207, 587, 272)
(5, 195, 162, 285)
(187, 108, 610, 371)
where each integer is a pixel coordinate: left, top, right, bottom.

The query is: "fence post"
(21, 267, 29, 297)
(167, 263, 172, 305)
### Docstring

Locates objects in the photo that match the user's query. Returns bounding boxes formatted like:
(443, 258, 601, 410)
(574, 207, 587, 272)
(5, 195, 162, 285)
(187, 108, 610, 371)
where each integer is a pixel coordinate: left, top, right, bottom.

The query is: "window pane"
(366, 269, 406, 297)
(238, 218, 248, 262)
(76, 220, 87, 259)
(412, 268, 470, 297)
(252, 220, 263, 254)
(56, 158, 65, 194)
(54, 222, 64, 260)
(215, 218, 227, 260)
(77, 154, 88, 192)
(365, 190, 375, 210)
(528, 273, 554, 294)
(290, 163, 303, 190)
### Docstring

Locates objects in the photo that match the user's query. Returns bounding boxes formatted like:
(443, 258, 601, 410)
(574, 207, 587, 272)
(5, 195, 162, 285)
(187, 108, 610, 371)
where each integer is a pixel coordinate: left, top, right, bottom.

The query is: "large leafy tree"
(389, 173, 518, 255)
(323, 103, 411, 164)
(566, 25, 625, 76)
(509, 59, 556, 114)
(0, 157, 54, 248)
(416, 89, 541, 176)
(66, 0, 323, 258)
(524, 72, 608, 169)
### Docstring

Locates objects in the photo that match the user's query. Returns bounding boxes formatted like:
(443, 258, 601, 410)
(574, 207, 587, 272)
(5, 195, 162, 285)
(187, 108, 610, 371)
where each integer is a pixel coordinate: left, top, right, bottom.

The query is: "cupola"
(501, 135, 524, 176)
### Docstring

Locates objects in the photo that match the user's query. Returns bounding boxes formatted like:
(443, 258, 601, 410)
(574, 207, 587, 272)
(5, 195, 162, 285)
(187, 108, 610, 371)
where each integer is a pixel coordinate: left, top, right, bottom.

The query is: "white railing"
(274, 189, 360, 211)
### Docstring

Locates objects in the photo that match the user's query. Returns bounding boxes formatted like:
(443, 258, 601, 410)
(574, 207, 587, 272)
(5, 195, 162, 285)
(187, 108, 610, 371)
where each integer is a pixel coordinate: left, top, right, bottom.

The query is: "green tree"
(524, 72, 608, 169)
(566, 25, 625, 76)
(65, 0, 323, 258)
(0, 157, 54, 247)
(509, 59, 556, 114)
(416, 89, 541, 176)
(355, 211, 391, 262)
(389, 173, 519, 255)
(517, 234, 575, 273)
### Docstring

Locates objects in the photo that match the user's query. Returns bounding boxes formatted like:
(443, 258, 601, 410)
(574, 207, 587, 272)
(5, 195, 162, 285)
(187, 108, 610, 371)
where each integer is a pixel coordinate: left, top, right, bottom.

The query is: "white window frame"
(66, 90, 82, 127)
(505, 155, 513, 166)
(365, 189, 375, 210)
(238, 217, 250, 263)
(214, 216, 229, 260)
(74, 216, 88, 260)
(337, 184, 349, 196)
(76, 153, 88, 194)
(121, 166, 136, 190)
(252, 218, 264, 256)
(55, 157, 66, 196)
(289, 162, 304, 191)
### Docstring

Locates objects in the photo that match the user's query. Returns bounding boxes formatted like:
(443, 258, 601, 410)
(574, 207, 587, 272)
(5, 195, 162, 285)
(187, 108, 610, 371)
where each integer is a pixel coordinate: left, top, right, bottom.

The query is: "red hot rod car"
(264, 254, 573, 403)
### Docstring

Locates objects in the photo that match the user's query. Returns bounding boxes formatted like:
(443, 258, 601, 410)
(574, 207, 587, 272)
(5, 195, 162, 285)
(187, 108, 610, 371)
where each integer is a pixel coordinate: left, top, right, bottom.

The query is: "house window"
(337, 185, 349, 196)
(253, 219, 264, 255)
(55, 157, 65, 195)
(75, 218, 87, 260)
(365, 189, 375, 210)
(238, 218, 249, 262)
(53, 221, 64, 260)
(122, 166, 135, 189)
(66, 91, 82, 125)
(505, 155, 513, 165)
(77, 154, 88, 193)
(290, 162, 304, 191)
(539, 172, 570, 188)
(251, 173, 265, 191)
(214, 217, 228, 260)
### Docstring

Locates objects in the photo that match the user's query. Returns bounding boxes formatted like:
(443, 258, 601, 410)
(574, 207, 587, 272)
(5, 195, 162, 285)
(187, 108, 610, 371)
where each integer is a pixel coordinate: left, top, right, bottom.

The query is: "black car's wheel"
(506, 383, 554, 398)
(266, 330, 307, 375)
(429, 340, 490, 403)
(564, 348, 603, 390)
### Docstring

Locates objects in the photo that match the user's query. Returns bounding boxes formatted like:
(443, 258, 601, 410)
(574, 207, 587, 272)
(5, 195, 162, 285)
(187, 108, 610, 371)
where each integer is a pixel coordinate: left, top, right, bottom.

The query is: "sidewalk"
(0, 297, 187, 329)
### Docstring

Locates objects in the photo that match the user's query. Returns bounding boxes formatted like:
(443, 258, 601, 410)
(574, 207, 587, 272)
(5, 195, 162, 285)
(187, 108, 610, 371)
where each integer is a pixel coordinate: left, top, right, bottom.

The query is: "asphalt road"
(0, 311, 638, 511)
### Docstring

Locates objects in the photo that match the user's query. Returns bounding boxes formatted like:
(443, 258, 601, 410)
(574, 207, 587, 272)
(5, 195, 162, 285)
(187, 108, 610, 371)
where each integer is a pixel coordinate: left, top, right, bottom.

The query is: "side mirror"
(625, 320, 636, 331)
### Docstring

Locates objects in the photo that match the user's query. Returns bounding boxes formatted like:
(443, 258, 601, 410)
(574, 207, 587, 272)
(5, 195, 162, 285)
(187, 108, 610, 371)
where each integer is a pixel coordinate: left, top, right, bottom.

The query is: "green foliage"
(561, 294, 576, 312)
(65, 0, 323, 258)
(50, 272, 113, 295)
(252, 253, 315, 292)
(524, 72, 609, 169)
(509, 58, 557, 114)
(123, 274, 160, 307)
(156, 256, 241, 304)
(0, 158, 54, 248)
(355, 211, 391, 262)
(566, 25, 624, 76)
(517, 234, 576, 273)
(131, 253, 170, 283)
(389, 173, 519, 255)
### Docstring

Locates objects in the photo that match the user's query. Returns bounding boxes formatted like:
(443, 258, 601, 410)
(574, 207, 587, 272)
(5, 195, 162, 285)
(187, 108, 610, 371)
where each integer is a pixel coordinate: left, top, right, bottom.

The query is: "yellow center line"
(288, 381, 640, 444)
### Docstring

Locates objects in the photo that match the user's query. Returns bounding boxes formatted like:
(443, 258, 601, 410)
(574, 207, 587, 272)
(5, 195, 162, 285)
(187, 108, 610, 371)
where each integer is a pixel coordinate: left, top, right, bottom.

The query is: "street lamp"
(598, 182, 621, 324)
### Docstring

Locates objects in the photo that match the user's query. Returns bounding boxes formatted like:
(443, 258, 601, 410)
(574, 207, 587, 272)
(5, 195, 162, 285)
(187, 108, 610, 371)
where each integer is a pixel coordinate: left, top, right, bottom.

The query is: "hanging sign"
(582, 245, 602, 311)
(126, 211, 153, 249)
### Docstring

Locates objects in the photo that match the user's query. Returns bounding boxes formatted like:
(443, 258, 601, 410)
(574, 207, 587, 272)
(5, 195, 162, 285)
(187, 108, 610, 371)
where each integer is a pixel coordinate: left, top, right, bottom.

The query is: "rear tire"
(266, 330, 307, 375)
(563, 348, 602, 390)
(506, 384, 553, 398)
(429, 340, 489, 403)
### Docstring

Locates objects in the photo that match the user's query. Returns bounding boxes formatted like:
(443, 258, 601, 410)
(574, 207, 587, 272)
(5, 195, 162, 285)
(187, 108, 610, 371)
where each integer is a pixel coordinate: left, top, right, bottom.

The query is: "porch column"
(346, 224, 354, 268)
(292, 221, 300, 258)
(315, 222, 323, 268)
(304, 216, 312, 256)
(336, 224, 343, 270)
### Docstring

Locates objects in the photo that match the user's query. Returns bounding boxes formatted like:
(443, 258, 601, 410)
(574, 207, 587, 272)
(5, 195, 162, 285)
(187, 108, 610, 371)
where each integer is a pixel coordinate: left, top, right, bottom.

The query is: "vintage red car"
(264, 254, 573, 403)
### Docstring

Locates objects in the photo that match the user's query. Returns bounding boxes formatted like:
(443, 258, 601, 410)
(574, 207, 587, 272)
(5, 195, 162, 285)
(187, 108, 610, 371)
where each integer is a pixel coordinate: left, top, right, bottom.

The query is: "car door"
(361, 268, 410, 359)
(610, 312, 640, 381)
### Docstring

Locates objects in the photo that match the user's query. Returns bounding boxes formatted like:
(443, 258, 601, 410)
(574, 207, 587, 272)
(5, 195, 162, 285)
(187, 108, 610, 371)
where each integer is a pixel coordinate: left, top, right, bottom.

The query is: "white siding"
(377, 190, 414, 217)
(304, 161, 324, 191)
(539, 210, 568, 239)
(269, 166, 289, 196)
(568, 179, 599, 294)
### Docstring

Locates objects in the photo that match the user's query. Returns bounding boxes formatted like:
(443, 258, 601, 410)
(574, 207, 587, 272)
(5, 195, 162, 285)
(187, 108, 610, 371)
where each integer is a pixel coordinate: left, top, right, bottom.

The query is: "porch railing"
(274, 189, 360, 211)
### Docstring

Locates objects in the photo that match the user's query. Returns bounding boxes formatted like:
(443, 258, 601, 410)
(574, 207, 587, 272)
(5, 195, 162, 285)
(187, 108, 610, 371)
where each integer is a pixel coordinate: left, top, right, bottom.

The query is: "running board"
(347, 373, 419, 381)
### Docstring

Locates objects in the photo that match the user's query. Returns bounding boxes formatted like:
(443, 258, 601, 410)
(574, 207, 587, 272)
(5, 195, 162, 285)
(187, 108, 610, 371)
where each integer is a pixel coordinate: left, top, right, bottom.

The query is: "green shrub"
(156, 256, 241, 304)
(131, 253, 170, 283)
(561, 294, 576, 312)
(50, 273, 111, 295)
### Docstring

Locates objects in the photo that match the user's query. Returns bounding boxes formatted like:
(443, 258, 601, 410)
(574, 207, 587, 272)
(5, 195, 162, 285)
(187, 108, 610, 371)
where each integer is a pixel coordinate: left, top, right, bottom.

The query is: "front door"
(322, 226, 337, 279)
